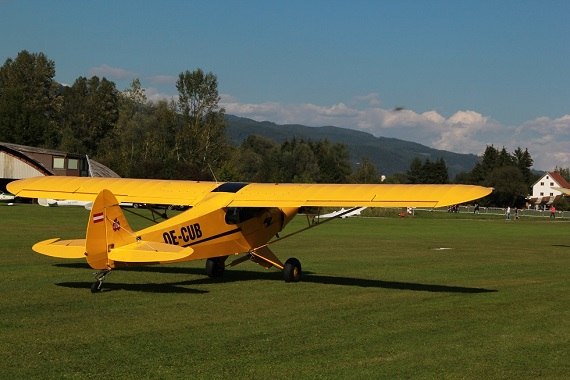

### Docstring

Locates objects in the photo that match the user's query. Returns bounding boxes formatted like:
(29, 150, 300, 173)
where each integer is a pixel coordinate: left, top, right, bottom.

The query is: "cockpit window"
(225, 207, 264, 224)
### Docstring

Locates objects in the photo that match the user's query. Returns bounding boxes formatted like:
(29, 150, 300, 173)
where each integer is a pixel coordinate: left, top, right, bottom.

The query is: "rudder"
(86, 189, 135, 269)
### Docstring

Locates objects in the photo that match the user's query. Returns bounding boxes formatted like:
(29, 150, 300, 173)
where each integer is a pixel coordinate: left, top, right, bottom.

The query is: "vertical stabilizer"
(85, 189, 135, 269)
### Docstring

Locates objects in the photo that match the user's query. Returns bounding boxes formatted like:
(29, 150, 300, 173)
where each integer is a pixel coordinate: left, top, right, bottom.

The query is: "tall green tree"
(470, 145, 500, 184)
(484, 166, 528, 207)
(310, 139, 352, 183)
(278, 138, 319, 182)
(467, 145, 535, 206)
(426, 158, 449, 184)
(406, 157, 424, 183)
(176, 69, 227, 179)
(98, 79, 179, 178)
(0, 50, 60, 147)
(406, 157, 449, 184)
(230, 135, 280, 182)
(513, 147, 533, 184)
(59, 76, 119, 156)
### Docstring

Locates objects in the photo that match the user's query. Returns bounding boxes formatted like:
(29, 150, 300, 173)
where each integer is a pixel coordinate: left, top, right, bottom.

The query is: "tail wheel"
(283, 257, 302, 282)
(206, 257, 226, 278)
(90, 269, 111, 293)
(90, 280, 103, 293)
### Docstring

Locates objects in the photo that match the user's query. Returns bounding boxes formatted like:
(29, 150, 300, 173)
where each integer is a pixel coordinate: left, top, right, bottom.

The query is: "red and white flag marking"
(92, 212, 104, 223)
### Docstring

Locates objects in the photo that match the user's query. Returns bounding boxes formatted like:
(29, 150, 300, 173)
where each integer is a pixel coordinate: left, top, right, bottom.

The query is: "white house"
(529, 171, 570, 207)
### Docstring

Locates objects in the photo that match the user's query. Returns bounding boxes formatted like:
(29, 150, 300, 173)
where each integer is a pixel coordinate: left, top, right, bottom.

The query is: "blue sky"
(1, 0, 569, 170)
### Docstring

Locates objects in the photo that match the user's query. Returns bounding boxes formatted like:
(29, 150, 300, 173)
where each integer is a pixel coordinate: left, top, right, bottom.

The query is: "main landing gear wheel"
(283, 257, 302, 282)
(206, 257, 226, 278)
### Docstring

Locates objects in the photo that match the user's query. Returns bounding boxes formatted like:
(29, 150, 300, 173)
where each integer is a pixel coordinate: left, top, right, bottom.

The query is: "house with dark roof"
(528, 171, 570, 208)
(0, 142, 119, 192)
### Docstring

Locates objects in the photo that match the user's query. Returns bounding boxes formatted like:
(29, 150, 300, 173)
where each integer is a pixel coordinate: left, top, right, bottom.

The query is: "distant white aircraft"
(37, 198, 140, 210)
(318, 207, 367, 218)
(0, 192, 15, 201)
(38, 198, 92, 209)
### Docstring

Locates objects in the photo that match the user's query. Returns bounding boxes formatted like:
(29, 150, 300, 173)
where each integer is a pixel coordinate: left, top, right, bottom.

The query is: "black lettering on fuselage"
(181, 223, 203, 242)
(163, 223, 203, 245)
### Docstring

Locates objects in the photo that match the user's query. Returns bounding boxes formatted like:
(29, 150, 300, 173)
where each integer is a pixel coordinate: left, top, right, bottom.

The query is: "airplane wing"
(8, 176, 492, 209)
(227, 183, 491, 208)
(8, 176, 219, 206)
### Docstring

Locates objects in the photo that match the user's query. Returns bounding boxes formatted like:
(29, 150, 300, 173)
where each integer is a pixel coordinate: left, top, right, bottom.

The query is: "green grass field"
(1, 204, 569, 379)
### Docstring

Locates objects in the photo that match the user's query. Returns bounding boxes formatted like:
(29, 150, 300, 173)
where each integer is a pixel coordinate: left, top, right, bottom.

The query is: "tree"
(230, 135, 280, 182)
(350, 157, 380, 183)
(278, 138, 319, 182)
(0, 50, 60, 147)
(466, 145, 535, 206)
(406, 157, 424, 183)
(513, 147, 533, 185)
(59, 76, 119, 156)
(424, 158, 449, 184)
(176, 69, 227, 179)
(484, 166, 528, 207)
(310, 139, 351, 183)
(406, 157, 449, 184)
(470, 145, 500, 184)
(98, 79, 182, 179)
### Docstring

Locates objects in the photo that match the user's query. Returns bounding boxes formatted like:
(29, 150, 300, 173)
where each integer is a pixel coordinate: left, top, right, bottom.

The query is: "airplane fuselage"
(131, 202, 299, 264)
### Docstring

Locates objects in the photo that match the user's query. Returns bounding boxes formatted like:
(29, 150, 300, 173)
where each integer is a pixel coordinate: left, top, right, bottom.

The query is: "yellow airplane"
(7, 176, 492, 292)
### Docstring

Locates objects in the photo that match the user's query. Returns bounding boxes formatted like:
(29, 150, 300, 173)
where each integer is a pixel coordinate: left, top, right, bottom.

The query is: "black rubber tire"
(90, 281, 102, 293)
(206, 257, 225, 278)
(283, 257, 302, 282)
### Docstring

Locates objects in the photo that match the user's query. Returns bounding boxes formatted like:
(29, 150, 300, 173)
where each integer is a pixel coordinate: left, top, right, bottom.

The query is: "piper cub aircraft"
(8, 176, 491, 292)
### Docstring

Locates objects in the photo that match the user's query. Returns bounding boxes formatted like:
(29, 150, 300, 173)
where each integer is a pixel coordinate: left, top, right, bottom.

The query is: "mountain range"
(225, 115, 479, 178)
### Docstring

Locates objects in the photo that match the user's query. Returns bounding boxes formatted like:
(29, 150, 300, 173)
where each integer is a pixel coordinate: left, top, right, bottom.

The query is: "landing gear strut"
(91, 269, 111, 293)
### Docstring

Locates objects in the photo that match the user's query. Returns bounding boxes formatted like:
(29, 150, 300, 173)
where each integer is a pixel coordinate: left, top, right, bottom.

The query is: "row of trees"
(1, 50, 569, 208)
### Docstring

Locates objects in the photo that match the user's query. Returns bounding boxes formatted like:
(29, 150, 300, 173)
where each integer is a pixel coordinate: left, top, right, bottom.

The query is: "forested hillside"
(225, 115, 479, 177)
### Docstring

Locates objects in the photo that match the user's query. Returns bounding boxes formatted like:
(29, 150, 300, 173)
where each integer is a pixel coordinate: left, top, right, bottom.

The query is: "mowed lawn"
(1, 204, 569, 379)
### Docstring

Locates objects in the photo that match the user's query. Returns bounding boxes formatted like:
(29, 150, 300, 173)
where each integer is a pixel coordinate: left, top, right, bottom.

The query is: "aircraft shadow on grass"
(54, 263, 497, 294)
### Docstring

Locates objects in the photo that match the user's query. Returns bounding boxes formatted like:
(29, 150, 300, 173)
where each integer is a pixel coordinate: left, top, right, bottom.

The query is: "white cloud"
(147, 75, 177, 85)
(89, 64, 137, 80)
(145, 87, 176, 103)
(220, 94, 570, 171)
(354, 93, 382, 107)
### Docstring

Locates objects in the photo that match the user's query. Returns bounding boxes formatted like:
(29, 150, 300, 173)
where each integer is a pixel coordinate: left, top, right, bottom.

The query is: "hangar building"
(0, 142, 119, 193)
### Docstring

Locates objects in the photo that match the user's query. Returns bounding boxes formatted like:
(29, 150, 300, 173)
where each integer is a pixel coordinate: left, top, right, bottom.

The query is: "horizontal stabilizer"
(108, 241, 193, 263)
(32, 238, 86, 259)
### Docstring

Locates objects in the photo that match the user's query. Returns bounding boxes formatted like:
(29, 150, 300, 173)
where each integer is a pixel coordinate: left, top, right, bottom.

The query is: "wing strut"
(227, 207, 362, 270)
(257, 207, 362, 249)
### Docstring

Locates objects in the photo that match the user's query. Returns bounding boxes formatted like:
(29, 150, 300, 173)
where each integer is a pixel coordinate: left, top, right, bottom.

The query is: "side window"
(225, 207, 264, 224)
(68, 158, 79, 170)
(53, 157, 65, 169)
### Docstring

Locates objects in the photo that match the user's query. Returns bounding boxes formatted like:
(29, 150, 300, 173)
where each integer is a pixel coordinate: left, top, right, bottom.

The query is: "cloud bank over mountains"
(222, 93, 569, 171)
